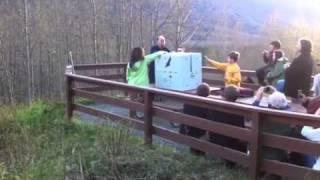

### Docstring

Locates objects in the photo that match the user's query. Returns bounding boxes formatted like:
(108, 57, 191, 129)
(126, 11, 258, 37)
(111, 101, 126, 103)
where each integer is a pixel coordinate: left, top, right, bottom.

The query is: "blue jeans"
(305, 155, 317, 168)
(276, 80, 285, 93)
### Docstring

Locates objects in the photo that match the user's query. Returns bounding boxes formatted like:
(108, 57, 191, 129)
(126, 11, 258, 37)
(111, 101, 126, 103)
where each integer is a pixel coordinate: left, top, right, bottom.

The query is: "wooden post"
(122, 65, 127, 83)
(144, 91, 154, 146)
(66, 75, 73, 121)
(249, 112, 262, 180)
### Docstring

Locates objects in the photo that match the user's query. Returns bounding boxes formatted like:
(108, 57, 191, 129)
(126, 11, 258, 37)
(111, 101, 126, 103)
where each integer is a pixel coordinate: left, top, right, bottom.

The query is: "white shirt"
(301, 126, 320, 170)
(312, 74, 320, 97)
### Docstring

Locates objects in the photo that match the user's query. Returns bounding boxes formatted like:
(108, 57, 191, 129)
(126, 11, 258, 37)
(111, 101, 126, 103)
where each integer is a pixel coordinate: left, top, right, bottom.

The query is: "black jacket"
(180, 104, 207, 138)
(207, 110, 246, 153)
(148, 45, 170, 84)
(285, 53, 314, 98)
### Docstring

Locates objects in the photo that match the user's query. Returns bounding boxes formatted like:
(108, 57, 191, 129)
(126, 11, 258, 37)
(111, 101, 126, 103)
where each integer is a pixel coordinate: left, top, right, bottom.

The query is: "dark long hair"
(129, 47, 145, 68)
(299, 39, 312, 55)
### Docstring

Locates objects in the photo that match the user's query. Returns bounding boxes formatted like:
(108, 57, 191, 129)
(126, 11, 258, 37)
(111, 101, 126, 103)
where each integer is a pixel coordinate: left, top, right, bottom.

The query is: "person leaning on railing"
(179, 83, 210, 156)
(127, 47, 167, 87)
(301, 108, 320, 171)
(252, 86, 292, 180)
(126, 47, 167, 118)
(208, 85, 247, 168)
(297, 94, 320, 169)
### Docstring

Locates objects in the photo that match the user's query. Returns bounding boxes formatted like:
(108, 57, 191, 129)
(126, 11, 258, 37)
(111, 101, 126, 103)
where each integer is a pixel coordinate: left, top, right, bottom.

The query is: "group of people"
(186, 39, 320, 180)
(204, 39, 314, 99)
(126, 35, 170, 87)
(125, 35, 320, 179)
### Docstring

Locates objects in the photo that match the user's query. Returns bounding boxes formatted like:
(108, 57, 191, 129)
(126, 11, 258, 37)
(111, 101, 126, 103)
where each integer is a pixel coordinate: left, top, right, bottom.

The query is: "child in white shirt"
(301, 108, 320, 170)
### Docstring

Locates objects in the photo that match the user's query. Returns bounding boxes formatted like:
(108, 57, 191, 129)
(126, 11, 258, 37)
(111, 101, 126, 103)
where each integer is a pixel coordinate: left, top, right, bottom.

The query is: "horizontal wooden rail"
(73, 88, 144, 112)
(153, 126, 250, 167)
(203, 66, 257, 77)
(263, 112, 320, 128)
(92, 74, 124, 80)
(262, 133, 320, 155)
(73, 63, 260, 90)
(74, 104, 144, 130)
(74, 63, 127, 71)
(153, 107, 251, 141)
(261, 159, 320, 179)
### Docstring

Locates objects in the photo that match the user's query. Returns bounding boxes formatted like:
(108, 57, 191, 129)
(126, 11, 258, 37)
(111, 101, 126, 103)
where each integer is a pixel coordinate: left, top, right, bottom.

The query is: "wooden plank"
(203, 79, 225, 86)
(74, 63, 127, 71)
(76, 86, 110, 92)
(144, 91, 154, 146)
(68, 74, 143, 94)
(153, 126, 250, 167)
(261, 159, 320, 179)
(203, 66, 256, 77)
(73, 104, 144, 130)
(262, 133, 320, 155)
(263, 113, 320, 128)
(92, 74, 124, 80)
(249, 112, 262, 180)
(66, 76, 73, 121)
(72, 89, 144, 112)
(203, 79, 259, 90)
(153, 107, 251, 141)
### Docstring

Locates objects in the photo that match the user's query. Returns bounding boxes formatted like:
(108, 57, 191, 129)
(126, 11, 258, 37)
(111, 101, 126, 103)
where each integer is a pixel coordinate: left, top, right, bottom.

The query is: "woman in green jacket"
(127, 47, 166, 119)
(266, 50, 289, 86)
(127, 47, 167, 87)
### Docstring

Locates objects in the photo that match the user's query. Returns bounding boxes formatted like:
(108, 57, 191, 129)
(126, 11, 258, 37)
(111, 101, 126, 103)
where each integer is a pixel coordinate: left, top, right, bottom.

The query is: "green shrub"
(0, 102, 247, 180)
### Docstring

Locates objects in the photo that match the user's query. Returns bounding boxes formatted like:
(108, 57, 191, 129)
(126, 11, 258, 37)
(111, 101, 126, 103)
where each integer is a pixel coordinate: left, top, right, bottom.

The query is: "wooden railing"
(66, 63, 320, 180)
(73, 63, 259, 89)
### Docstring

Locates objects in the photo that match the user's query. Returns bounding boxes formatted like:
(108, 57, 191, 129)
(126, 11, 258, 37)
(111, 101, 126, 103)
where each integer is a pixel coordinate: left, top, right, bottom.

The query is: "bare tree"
(23, 0, 33, 104)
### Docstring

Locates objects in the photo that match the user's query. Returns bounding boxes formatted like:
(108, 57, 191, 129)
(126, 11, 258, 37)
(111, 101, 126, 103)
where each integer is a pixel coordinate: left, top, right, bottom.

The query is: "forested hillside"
(0, 0, 319, 104)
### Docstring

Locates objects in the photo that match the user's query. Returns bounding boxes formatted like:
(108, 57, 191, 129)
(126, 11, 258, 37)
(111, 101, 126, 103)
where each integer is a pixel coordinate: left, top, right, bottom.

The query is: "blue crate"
(155, 52, 203, 91)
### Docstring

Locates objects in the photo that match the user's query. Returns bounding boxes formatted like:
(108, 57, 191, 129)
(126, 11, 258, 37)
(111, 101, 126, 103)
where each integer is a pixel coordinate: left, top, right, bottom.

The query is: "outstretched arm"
(145, 51, 167, 65)
(205, 56, 227, 71)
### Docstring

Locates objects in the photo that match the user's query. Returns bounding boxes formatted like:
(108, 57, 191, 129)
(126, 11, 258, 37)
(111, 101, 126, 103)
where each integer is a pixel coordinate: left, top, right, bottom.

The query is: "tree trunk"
(24, 0, 32, 104)
(91, 0, 98, 64)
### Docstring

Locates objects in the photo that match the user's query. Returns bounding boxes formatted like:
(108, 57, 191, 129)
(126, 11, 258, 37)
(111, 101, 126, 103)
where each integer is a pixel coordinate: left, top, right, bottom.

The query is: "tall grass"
(0, 101, 247, 180)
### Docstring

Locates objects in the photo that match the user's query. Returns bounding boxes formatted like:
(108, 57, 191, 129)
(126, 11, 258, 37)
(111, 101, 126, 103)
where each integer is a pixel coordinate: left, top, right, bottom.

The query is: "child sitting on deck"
(205, 51, 242, 87)
(252, 86, 292, 180)
(301, 108, 320, 171)
(179, 83, 210, 156)
(266, 50, 289, 87)
(126, 47, 167, 87)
